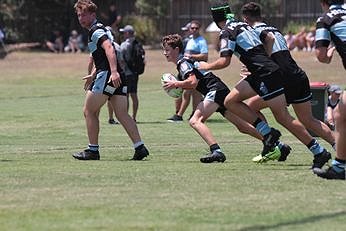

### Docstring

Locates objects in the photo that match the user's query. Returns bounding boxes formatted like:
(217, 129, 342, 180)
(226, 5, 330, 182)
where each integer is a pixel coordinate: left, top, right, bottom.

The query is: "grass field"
(0, 50, 345, 231)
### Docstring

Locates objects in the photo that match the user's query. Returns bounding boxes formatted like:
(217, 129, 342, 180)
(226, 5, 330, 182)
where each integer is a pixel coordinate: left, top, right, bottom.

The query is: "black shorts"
(203, 88, 230, 116)
(283, 71, 312, 104)
(245, 69, 285, 101)
(127, 73, 139, 93)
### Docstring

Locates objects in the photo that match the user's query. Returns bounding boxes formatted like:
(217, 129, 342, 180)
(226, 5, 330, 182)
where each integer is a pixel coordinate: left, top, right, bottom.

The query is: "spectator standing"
(120, 25, 141, 122)
(326, 85, 342, 131)
(167, 20, 207, 122)
(107, 4, 122, 32)
(169, 22, 192, 119)
(102, 3, 122, 43)
(181, 22, 191, 51)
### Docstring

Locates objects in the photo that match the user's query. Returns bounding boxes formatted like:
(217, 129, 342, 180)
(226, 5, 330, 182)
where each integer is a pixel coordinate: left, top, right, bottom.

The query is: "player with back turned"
(313, 0, 346, 180)
(240, 2, 336, 164)
(198, 2, 331, 169)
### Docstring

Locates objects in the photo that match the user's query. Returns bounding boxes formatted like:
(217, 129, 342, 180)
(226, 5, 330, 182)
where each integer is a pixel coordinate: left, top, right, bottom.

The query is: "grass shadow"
(238, 210, 346, 231)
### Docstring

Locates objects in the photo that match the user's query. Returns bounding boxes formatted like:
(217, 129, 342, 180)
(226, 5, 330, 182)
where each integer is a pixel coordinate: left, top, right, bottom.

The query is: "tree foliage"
(135, 0, 170, 16)
(208, 0, 281, 19)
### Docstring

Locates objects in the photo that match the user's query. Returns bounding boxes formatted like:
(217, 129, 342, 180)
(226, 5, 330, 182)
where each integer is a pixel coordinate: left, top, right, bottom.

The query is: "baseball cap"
(328, 84, 343, 94)
(181, 22, 191, 31)
(119, 25, 134, 33)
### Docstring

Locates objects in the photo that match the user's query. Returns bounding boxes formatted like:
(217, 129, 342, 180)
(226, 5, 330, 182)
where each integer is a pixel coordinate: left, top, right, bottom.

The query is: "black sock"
(252, 118, 262, 128)
(210, 143, 220, 152)
(135, 144, 144, 151)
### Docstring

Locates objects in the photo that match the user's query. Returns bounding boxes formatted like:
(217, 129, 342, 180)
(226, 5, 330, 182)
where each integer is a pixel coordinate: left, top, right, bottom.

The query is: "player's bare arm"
(102, 39, 121, 88)
(263, 32, 275, 56)
(198, 56, 231, 71)
(163, 73, 198, 91)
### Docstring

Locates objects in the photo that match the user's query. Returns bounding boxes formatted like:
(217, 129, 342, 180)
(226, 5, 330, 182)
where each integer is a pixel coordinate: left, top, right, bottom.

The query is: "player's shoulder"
(177, 57, 193, 71)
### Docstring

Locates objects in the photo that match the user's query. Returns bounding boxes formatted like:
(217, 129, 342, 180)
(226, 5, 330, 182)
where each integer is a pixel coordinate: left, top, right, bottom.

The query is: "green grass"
(0, 51, 345, 231)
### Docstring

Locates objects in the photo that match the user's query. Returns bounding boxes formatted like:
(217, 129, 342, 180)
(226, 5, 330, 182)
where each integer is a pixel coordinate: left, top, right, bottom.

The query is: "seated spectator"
(294, 26, 308, 51)
(284, 31, 296, 50)
(64, 30, 84, 53)
(45, 30, 64, 53)
(0, 26, 5, 44)
(325, 84, 343, 131)
(305, 26, 316, 52)
(0, 25, 6, 58)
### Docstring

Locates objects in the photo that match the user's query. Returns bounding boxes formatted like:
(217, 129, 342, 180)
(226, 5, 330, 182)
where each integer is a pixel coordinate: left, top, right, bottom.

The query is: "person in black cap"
(119, 25, 141, 122)
(198, 2, 331, 169)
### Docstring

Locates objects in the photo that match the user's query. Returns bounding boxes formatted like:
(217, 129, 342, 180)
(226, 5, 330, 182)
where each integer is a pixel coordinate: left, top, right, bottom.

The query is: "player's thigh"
(265, 94, 291, 119)
(292, 101, 314, 123)
(335, 93, 346, 122)
(84, 91, 108, 113)
(194, 100, 219, 121)
(247, 95, 268, 111)
(227, 79, 257, 103)
(109, 95, 128, 114)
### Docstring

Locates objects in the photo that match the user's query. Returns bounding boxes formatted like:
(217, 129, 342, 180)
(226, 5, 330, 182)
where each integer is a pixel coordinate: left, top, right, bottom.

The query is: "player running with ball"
(162, 34, 288, 163)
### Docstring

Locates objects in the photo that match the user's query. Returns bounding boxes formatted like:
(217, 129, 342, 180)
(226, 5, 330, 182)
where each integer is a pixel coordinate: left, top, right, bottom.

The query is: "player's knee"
(189, 116, 202, 128)
(189, 117, 197, 127)
(273, 111, 292, 126)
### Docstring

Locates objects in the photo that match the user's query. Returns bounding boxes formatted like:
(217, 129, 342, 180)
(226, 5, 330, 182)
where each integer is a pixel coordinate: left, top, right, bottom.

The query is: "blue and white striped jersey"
(316, 4, 346, 69)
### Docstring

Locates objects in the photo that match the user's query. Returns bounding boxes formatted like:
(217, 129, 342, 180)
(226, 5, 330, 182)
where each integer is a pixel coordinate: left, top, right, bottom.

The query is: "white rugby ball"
(161, 73, 183, 98)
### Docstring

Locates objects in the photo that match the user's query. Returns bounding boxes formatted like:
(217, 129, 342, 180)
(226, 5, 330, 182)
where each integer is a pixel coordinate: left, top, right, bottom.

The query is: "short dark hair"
(320, 0, 344, 6)
(241, 2, 262, 20)
(162, 34, 183, 53)
(210, 1, 232, 23)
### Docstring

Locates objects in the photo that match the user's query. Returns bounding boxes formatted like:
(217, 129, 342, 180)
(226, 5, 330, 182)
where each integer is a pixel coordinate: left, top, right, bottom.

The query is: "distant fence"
(117, 0, 323, 34)
(0, 0, 325, 44)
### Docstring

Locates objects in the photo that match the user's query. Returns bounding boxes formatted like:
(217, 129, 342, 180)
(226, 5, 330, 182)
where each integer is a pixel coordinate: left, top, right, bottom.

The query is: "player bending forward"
(162, 34, 289, 163)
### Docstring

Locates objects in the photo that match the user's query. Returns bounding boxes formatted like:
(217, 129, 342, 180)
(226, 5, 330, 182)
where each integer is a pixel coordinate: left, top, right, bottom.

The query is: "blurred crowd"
(284, 26, 316, 52)
(44, 3, 122, 54)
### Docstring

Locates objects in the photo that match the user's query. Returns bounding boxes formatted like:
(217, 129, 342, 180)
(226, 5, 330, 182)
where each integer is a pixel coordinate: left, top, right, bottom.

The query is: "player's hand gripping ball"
(161, 73, 183, 98)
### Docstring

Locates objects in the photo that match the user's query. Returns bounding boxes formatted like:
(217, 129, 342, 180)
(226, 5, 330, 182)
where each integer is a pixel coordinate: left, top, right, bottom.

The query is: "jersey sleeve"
(90, 28, 108, 51)
(315, 17, 331, 48)
(219, 30, 234, 58)
(177, 60, 194, 80)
